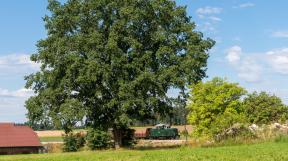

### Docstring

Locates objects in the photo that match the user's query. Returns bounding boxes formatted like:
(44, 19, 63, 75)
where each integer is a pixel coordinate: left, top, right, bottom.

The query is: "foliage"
(62, 132, 85, 152)
(25, 0, 214, 146)
(25, 97, 55, 130)
(210, 111, 247, 139)
(187, 77, 247, 138)
(86, 129, 112, 150)
(243, 91, 288, 125)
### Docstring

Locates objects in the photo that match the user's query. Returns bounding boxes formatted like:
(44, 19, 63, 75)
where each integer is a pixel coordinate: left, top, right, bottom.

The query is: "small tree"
(187, 77, 247, 138)
(243, 91, 288, 125)
(86, 129, 112, 150)
(63, 132, 85, 152)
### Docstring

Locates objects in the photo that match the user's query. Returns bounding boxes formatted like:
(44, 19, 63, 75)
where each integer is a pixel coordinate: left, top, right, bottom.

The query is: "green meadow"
(0, 141, 287, 161)
(39, 136, 63, 142)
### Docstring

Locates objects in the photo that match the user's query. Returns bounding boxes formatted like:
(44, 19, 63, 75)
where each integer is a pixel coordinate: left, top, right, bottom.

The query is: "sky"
(0, 0, 288, 123)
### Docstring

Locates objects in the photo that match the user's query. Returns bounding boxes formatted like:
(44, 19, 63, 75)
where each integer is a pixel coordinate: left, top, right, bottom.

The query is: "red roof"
(0, 123, 42, 147)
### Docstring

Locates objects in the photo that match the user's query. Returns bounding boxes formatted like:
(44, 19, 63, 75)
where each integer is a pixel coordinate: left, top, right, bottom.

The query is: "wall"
(0, 147, 42, 155)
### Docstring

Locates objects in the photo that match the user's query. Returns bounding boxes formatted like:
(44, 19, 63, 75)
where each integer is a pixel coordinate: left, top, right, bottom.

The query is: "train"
(134, 124, 180, 140)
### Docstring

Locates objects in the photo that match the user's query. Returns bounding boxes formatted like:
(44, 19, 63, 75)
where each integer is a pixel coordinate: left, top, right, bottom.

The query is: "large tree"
(25, 0, 214, 146)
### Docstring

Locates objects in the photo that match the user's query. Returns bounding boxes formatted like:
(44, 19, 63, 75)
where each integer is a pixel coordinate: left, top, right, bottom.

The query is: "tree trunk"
(113, 127, 123, 149)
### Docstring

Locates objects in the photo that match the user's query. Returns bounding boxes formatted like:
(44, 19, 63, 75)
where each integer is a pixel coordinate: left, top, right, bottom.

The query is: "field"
(0, 141, 287, 161)
(39, 136, 63, 142)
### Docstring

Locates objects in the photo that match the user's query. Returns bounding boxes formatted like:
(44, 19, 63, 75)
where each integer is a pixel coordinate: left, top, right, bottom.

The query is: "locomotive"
(134, 124, 180, 140)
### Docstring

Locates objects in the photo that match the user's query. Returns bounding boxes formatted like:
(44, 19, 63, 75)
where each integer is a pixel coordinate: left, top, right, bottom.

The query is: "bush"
(210, 109, 247, 138)
(243, 92, 288, 125)
(86, 129, 112, 150)
(62, 132, 85, 152)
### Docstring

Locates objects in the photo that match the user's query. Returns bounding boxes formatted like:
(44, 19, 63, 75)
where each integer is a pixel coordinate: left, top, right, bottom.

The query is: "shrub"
(243, 92, 288, 125)
(62, 132, 85, 152)
(86, 129, 111, 150)
(210, 109, 247, 138)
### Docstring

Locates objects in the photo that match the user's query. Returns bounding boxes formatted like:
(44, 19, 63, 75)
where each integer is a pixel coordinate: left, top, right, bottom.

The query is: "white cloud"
(271, 89, 288, 104)
(0, 87, 35, 123)
(0, 54, 39, 122)
(266, 48, 288, 74)
(237, 58, 262, 82)
(226, 45, 242, 64)
(239, 3, 255, 8)
(199, 22, 216, 32)
(195, 6, 222, 34)
(0, 54, 38, 68)
(198, 14, 205, 19)
(196, 7, 222, 15)
(208, 16, 222, 22)
(226, 46, 288, 81)
(0, 88, 34, 98)
(0, 54, 40, 76)
(234, 3, 255, 8)
(271, 31, 288, 38)
(0, 97, 28, 123)
(226, 46, 262, 82)
(224, 46, 288, 103)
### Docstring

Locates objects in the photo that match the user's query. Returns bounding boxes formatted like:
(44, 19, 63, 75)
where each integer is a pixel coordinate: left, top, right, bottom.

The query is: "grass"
(0, 141, 288, 161)
(39, 136, 63, 142)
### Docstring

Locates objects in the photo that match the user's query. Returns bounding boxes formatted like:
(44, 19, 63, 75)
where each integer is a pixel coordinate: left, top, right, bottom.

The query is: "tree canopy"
(187, 77, 247, 138)
(25, 0, 214, 146)
(243, 91, 288, 125)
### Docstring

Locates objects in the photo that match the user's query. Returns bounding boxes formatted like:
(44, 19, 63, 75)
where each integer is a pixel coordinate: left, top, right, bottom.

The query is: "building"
(0, 123, 43, 155)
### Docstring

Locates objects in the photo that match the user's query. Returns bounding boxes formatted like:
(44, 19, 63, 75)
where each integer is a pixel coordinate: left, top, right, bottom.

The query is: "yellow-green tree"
(187, 77, 247, 138)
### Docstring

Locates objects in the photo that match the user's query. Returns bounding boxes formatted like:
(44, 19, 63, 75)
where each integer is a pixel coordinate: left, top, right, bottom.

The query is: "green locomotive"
(135, 124, 180, 140)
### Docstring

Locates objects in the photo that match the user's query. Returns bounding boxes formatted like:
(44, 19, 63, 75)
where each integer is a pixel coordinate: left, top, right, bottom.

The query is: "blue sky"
(0, 0, 288, 122)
